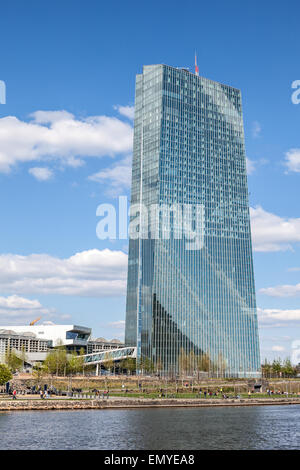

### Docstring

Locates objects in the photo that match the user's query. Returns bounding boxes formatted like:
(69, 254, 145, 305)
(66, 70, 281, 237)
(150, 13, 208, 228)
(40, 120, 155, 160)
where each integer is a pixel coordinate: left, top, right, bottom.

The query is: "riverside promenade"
(1, 396, 300, 411)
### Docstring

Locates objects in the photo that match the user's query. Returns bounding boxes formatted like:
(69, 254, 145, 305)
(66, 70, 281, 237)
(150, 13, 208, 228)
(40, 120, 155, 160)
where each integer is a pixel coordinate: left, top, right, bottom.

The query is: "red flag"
(195, 53, 199, 76)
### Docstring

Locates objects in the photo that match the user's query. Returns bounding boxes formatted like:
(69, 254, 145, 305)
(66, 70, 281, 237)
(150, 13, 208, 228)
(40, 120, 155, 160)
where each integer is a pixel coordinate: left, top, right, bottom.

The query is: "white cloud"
(0, 111, 133, 172)
(272, 345, 285, 352)
(259, 284, 300, 298)
(31, 110, 74, 124)
(258, 307, 300, 324)
(252, 121, 261, 138)
(250, 206, 300, 252)
(88, 155, 132, 193)
(246, 158, 256, 175)
(0, 295, 45, 311)
(29, 167, 53, 181)
(0, 249, 127, 297)
(0, 294, 53, 324)
(114, 105, 134, 120)
(246, 158, 268, 176)
(107, 320, 125, 329)
(284, 148, 300, 173)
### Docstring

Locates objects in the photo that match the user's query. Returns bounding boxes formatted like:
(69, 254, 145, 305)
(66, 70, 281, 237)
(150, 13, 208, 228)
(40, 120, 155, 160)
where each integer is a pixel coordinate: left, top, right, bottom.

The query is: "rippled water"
(0, 405, 299, 450)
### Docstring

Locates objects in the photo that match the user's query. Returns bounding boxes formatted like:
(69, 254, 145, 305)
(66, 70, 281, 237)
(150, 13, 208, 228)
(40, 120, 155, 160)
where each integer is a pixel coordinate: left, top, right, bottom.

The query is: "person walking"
(12, 389, 17, 400)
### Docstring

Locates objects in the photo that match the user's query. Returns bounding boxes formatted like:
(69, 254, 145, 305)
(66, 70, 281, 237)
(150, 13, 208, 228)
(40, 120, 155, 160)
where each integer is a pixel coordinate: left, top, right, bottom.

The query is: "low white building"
(0, 324, 91, 353)
(0, 329, 51, 366)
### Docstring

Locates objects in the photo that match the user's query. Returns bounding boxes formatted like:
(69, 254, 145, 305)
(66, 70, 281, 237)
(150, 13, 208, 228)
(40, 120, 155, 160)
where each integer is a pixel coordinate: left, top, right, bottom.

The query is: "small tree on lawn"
(5, 349, 23, 373)
(0, 364, 12, 386)
(68, 351, 85, 376)
(272, 358, 282, 378)
(262, 358, 272, 378)
(32, 362, 47, 386)
(282, 358, 296, 377)
(178, 348, 189, 377)
(155, 357, 163, 377)
(104, 352, 115, 375)
(125, 358, 136, 375)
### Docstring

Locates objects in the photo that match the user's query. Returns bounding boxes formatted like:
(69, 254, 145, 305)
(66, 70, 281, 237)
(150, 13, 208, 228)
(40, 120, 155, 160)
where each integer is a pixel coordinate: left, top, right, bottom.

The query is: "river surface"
(0, 405, 299, 450)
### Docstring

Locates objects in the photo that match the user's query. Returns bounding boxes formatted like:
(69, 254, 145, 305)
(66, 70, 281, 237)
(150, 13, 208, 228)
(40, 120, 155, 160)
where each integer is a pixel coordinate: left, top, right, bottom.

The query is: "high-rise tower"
(125, 64, 260, 377)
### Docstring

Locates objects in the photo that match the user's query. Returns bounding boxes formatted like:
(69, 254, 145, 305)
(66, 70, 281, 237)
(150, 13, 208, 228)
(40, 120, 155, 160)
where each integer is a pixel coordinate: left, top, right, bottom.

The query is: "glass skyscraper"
(125, 64, 260, 377)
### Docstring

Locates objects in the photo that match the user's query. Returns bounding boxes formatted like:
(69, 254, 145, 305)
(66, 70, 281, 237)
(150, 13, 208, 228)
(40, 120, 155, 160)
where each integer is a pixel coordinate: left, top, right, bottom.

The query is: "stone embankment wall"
(1, 397, 300, 411)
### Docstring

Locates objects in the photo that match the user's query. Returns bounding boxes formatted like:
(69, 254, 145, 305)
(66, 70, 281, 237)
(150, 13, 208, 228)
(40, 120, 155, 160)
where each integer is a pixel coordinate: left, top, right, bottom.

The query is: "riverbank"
(1, 396, 300, 411)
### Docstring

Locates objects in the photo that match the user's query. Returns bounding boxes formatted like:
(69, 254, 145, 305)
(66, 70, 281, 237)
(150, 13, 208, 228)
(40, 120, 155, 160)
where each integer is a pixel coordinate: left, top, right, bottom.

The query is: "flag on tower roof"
(195, 52, 199, 76)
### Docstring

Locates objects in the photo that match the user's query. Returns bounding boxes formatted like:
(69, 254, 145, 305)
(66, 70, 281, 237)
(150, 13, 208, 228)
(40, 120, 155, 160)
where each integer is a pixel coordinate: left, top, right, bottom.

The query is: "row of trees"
(1, 347, 299, 381)
(1, 347, 86, 378)
(104, 350, 227, 377)
(178, 350, 228, 376)
(35, 348, 86, 377)
(262, 358, 298, 378)
(117, 352, 300, 378)
(0, 347, 87, 386)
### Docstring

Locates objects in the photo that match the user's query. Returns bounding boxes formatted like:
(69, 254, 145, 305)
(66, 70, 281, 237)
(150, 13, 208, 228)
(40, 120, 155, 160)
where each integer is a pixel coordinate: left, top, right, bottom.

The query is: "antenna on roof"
(195, 51, 199, 76)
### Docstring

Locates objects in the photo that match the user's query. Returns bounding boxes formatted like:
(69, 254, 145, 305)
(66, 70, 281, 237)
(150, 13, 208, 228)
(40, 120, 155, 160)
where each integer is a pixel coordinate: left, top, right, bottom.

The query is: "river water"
(0, 405, 299, 450)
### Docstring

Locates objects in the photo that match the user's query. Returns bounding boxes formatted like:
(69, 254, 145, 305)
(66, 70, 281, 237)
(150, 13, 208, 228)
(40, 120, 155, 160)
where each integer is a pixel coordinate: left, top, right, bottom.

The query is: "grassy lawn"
(1, 392, 299, 401)
(109, 392, 298, 399)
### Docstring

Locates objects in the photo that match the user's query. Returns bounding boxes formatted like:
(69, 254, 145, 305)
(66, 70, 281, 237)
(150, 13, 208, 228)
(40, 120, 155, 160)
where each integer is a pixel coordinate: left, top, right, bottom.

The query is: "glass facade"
(125, 64, 260, 377)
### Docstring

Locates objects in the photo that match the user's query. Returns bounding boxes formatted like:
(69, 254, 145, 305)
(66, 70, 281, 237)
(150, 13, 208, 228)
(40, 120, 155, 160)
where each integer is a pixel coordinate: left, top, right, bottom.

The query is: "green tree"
(20, 346, 27, 370)
(216, 352, 227, 378)
(32, 362, 47, 385)
(178, 348, 189, 376)
(68, 350, 84, 375)
(78, 347, 85, 374)
(143, 356, 154, 374)
(271, 358, 282, 377)
(262, 358, 272, 378)
(136, 355, 144, 374)
(44, 346, 68, 376)
(282, 358, 296, 377)
(188, 350, 196, 376)
(155, 357, 163, 377)
(104, 352, 115, 374)
(119, 359, 126, 374)
(0, 364, 12, 385)
(5, 349, 23, 373)
(124, 357, 136, 375)
(137, 355, 154, 375)
(196, 352, 211, 373)
(57, 347, 68, 376)
(43, 351, 57, 376)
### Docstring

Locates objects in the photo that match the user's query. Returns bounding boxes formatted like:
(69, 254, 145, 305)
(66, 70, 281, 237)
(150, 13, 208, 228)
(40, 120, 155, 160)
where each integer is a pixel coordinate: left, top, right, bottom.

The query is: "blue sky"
(0, 0, 300, 362)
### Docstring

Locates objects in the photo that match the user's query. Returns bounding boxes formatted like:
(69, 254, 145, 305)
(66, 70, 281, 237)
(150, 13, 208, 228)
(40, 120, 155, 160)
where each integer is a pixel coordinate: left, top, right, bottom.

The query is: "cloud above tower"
(0, 110, 133, 172)
(250, 206, 300, 252)
(0, 249, 128, 297)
